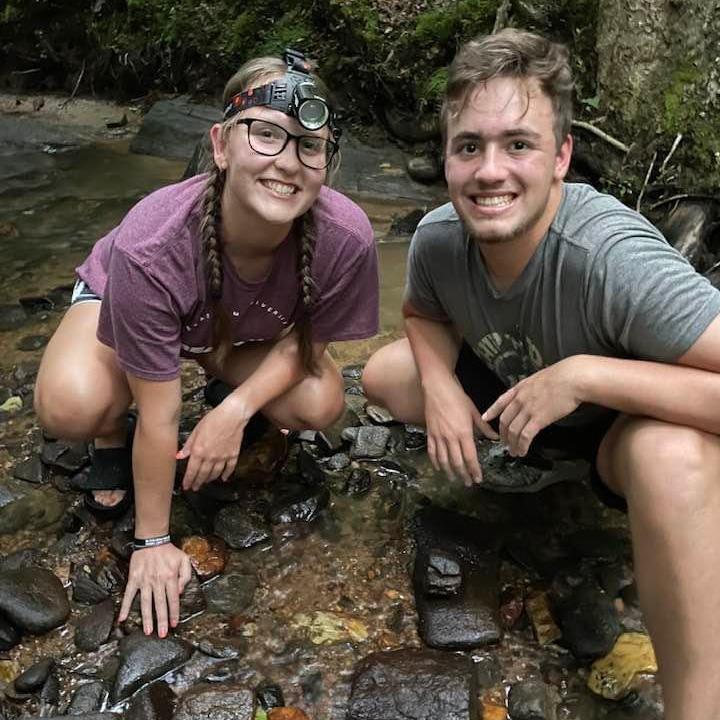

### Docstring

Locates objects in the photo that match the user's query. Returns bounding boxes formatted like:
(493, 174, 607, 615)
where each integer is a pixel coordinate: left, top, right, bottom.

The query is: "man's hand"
(482, 356, 586, 457)
(177, 394, 252, 491)
(424, 376, 499, 486)
(118, 544, 193, 637)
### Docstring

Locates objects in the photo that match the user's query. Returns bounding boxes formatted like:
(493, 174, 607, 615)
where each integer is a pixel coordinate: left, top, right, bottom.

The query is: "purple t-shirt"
(76, 175, 379, 381)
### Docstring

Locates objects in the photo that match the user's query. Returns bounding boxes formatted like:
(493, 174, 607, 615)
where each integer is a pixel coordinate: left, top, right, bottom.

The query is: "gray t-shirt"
(406, 182, 720, 426)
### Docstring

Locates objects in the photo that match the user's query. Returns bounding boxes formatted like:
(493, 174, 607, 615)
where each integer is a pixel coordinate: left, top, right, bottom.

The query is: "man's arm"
(404, 300, 498, 484)
(484, 315, 720, 456)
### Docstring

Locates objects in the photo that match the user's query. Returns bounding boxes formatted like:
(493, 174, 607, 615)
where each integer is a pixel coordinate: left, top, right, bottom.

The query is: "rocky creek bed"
(0, 94, 666, 720)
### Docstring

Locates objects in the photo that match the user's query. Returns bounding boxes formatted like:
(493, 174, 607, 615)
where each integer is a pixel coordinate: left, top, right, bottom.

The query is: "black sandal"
(75, 414, 136, 520)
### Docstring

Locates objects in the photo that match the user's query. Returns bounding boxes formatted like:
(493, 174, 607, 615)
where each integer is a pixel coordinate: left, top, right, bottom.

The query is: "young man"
(362, 29, 720, 719)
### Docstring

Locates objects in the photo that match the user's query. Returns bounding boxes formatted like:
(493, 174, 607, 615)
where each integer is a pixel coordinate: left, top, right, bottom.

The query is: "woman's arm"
(118, 375, 192, 638)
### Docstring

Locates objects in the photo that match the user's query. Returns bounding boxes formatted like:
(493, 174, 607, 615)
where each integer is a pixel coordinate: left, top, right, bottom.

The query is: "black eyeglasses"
(234, 118, 339, 170)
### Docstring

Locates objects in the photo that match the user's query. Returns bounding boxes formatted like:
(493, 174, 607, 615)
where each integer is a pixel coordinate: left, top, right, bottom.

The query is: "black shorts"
(454, 342, 626, 510)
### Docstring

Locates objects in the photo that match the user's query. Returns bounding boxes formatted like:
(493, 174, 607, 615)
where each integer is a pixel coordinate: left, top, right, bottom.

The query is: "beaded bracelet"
(133, 534, 171, 550)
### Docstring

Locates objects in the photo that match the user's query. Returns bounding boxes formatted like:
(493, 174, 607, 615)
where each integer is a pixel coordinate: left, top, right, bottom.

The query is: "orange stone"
(181, 535, 228, 581)
(268, 708, 311, 720)
(480, 688, 508, 720)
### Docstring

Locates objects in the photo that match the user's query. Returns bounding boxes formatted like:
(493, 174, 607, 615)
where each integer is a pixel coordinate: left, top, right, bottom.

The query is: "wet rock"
(75, 598, 114, 652)
(473, 652, 503, 690)
(349, 426, 391, 459)
(291, 611, 368, 645)
(14, 658, 54, 693)
(297, 447, 328, 484)
(269, 485, 330, 524)
(0, 548, 38, 572)
(526, 591, 562, 646)
(173, 682, 255, 720)
(0, 566, 70, 634)
(347, 648, 476, 720)
(268, 709, 310, 720)
(66, 681, 106, 715)
(413, 508, 502, 649)
(88, 547, 128, 597)
(16, 335, 48, 352)
(365, 404, 395, 425)
(41, 440, 89, 474)
(562, 529, 628, 561)
(18, 296, 55, 314)
(12, 456, 45, 484)
(479, 687, 508, 720)
(403, 424, 427, 450)
(205, 572, 257, 614)
(130, 98, 221, 160)
(374, 458, 416, 487)
(341, 427, 359, 443)
(181, 535, 228, 581)
(326, 452, 350, 471)
(112, 631, 192, 702)
(178, 571, 206, 621)
(422, 548, 462, 597)
(39, 671, 60, 708)
(407, 155, 442, 184)
(0, 481, 67, 534)
(71, 567, 111, 605)
(0, 304, 27, 331)
(214, 506, 271, 549)
(316, 405, 360, 454)
(126, 680, 176, 720)
(256, 682, 285, 710)
(0, 616, 21, 650)
(553, 581, 621, 660)
(196, 636, 247, 659)
(389, 208, 424, 236)
(342, 364, 364, 381)
(588, 633, 657, 701)
(342, 468, 372, 497)
(499, 586, 525, 630)
(507, 680, 557, 720)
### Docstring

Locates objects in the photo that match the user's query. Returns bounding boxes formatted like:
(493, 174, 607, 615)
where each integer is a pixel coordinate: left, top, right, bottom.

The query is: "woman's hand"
(424, 376, 499, 486)
(118, 544, 193, 637)
(177, 393, 252, 491)
(482, 356, 587, 457)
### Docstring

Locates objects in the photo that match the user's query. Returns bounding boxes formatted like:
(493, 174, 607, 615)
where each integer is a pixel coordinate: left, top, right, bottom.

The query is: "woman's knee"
(361, 339, 416, 406)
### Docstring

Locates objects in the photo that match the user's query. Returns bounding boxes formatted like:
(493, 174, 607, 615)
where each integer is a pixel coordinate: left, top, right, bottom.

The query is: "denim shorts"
(454, 342, 626, 510)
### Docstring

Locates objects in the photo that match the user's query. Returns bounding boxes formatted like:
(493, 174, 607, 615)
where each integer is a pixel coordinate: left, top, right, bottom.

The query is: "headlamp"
(224, 49, 340, 139)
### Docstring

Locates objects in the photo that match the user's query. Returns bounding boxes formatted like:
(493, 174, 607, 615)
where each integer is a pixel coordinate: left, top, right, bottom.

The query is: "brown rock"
(181, 535, 228, 581)
(269, 708, 310, 720)
(525, 590, 562, 646)
(479, 687, 507, 720)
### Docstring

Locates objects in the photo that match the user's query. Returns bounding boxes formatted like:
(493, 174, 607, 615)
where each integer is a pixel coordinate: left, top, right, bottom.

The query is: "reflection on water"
(0, 139, 414, 330)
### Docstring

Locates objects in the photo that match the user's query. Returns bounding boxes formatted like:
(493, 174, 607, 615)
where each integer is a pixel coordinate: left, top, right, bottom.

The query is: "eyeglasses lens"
(246, 120, 335, 169)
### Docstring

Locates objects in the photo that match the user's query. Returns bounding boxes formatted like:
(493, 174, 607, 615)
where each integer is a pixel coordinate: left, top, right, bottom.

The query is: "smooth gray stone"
(347, 648, 476, 720)
(66, 681, 106, 715)
(213, 506, 270, 549)
(350, 426, 391, 459)
(508, 680, 557, 720)
(268, 485, 329, 524)
(0, 566, 70, 634)
(173, 682, 255, 720)
(14, 658, 54, 693)
(75, 598, 114, 651)
(204, 572, 257, 615)
(112, 632, 192, 702)
(126, 680, 175, 720)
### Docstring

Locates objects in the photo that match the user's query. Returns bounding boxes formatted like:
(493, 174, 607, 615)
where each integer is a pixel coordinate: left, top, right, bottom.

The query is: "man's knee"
(605, 418, 717, 509)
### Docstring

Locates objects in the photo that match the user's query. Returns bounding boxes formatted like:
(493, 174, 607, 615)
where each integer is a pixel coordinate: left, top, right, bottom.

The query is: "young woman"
(34, 50, 379, 638)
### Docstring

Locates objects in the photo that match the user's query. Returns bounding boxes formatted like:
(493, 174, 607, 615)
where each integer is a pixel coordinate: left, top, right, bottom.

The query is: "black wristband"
(133, 534, 171, 550)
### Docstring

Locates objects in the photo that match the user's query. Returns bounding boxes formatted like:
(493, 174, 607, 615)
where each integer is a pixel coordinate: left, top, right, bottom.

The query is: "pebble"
(257, 682, 285, 710)
(268, 709, 310, 720)
(180, 535, 228, 580)
(365, 404, 395, 425)
(525, 591, 562, 646)
(291, 611, 368, 645)
(342, 468, 372, 496)
(66, 681, 106, 714)
(14, 657, 55, 693)
(205, 572, 258, 614)
(173, 683, 255, 720)
(326, 452, 350, 471)
(349, 426, 391, 459)
(16, 334, 49, 352)
(479, 687, 508, 720)
(75, 598, 114, 651)
(12, 456, 45, 484)
(213, 506, 271, 549)
(588, 632, 657, 700)
(269, 485, 329, 524)
(126, 680, 176, 720)
(508, 679, 557, 719)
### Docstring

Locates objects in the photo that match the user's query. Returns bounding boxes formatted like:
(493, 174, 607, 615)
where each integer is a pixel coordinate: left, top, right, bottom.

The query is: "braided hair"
(200, 54, 340, 373)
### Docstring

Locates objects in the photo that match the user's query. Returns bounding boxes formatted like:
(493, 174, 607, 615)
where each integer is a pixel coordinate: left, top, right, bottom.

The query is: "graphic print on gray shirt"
(406, 182, 720, 426)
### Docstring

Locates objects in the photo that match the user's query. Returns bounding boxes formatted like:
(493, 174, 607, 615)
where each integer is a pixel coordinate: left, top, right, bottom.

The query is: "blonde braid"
(295, 210, 318, 375)
(200, 165, 233, 365)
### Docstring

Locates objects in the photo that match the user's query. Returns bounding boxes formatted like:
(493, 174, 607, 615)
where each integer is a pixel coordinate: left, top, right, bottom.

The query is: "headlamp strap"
(284, 48, 311, 75)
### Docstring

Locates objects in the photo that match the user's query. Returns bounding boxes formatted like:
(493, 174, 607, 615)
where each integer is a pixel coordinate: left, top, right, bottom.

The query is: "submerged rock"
(256, 682, 285, 710)
(126, 680, 176, 720)
(214, 507, 270, 549)
(0, 566, 70, 634)
(66, 681, 106, 715)
(180, 535, 228, 581)
(112, 632, 192, 702)
(14, 657, 54, 693)
(291, 611, 368, 645)
(507, 680, 557, 720)
(347, 648, 476, 720)
(173, 682, 255, 720)
(204, 572, 257, 615)
(268, 485, 329, 524)
(588, 633, 657, 700)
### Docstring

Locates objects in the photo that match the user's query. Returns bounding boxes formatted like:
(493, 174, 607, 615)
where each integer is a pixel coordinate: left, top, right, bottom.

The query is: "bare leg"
(361, 338, 426, 422)
(35, 302, 131, 505)
(199, 341, 345, 430)
(597, 416, 720, 719)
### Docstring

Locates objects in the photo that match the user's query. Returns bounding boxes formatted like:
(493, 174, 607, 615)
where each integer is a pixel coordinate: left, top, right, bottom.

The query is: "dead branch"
(649, 193, 720, 211)
(571, 120, 631, 154)
(636, 150, 658, 212)
(493, 0, 512, 33)
(59, 60, 86, 109)
(658, 133, 683, 177)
